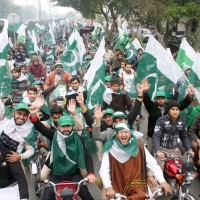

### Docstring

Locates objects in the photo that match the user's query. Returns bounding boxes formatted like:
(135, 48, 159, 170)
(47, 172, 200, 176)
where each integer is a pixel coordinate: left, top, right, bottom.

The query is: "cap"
(58, 115, 74, 126)
(105, 75, 112, 82)
(54, 62, 63, 68)
(166, 101, 181, 113)
(14, 102, 29, 112)
(32, 81, 42, 86)
(155, 91, 166, 98)
(85, 54, 92, 60)
(31, 51, 38, 55)
(115, 123, 130, 133)
(112, 111, 127, 120)
(183, 65, 191, 72)
(103, 108, 115, 117)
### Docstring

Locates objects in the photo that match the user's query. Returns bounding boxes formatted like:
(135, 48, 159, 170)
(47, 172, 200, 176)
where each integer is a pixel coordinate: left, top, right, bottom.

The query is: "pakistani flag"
(134, 35, 182, 99)
(45, 49, 55, 64)
(74, 29, 86, 65)
(0, 19, 13, 97)
(8, 23, 27, 35)
(92, 26, 99, 42)
(115, 28, 129, 51)
(84, 37, 106, 111)
(43, 23, 56, 47)
(31, 30, 41, 53)
(125, 38, 142, 63)
(176, 38, 200, 99)
(61, 37, 80, 75)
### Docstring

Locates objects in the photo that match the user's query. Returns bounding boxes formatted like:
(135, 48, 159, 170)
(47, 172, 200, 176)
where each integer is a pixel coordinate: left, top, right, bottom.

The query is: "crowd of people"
(0, 21, 200, 200)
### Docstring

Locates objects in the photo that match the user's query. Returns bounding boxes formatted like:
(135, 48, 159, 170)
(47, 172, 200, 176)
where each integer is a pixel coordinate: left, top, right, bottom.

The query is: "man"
(134, 48, 143, 70)
(11, 67, 31, 97)
(99, 123, 171, 199)
(104, 45, 114, 63)
(29, 100, 96, 200)
(44, 62, 72, 90)
(0, 100, 35, 163)
(153, 101, 194, 170)
(141, 78, 194, 153)
(28, 57, 46, 81)
(66, 76, 87, 108)
(175, 65, 191, 95)
(104, 75, 112, 88)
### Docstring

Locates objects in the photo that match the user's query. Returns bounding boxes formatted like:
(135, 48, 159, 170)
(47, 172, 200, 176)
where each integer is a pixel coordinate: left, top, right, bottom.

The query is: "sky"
(14, 0, 75, 17)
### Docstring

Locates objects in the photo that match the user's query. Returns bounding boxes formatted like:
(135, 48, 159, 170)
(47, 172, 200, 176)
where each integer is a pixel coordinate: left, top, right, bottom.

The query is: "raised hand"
(141, 78, 150, 91)
(32, 94, 45, 109)
(94, 104, 103, 120)
(187, 84, 195, 96)
(136, 83, 144, 96)
(67, 99, 76, 115)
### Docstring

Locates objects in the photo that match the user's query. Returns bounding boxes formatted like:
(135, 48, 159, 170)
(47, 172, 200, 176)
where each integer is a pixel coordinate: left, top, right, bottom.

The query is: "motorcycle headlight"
(185, 172, 196, 181)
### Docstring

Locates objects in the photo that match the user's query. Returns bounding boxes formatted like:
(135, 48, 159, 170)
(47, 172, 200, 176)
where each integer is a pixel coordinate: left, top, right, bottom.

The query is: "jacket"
(143, 92, 192, 137)
(153, 115, 191, 152)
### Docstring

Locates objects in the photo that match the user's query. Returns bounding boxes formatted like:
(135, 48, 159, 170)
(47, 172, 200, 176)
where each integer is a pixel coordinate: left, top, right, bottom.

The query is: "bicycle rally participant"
(153, 101, 194, 170)
(100, 123, 171, 200)
(29, 96, 95, 200)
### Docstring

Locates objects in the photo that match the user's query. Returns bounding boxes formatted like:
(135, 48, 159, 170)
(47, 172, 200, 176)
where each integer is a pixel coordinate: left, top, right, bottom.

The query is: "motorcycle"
(37, 178, 89, 200)
(162, 153, 197, 200)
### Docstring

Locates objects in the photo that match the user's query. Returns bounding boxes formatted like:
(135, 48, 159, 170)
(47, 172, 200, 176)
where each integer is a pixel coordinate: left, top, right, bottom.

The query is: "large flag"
(43, 23, 56, 47)
(74, 29, 86, 65)
(0, 19, 12, 97)
(176, 38, 200, 99)
(125, 38, 142, 63)
(8, 23, 27, 35)
(115, 28, 129, 51)
(84, 37, 106, 110)
(134, 35, 183, 99)
(60, 32, 81, 75)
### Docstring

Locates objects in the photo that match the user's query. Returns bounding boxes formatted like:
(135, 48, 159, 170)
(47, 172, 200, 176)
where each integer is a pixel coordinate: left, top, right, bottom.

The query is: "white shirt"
(99, 146, 166, 189)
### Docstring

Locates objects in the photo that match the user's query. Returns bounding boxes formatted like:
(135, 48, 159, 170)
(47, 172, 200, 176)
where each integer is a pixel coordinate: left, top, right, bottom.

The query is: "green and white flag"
(115, 28, 129, 51)
(84, 37, 106, 110)
(125, 38, 142, 63)
(134, 35, 182, 99)
(45, 49, 55, 64)
(74, 29, 86, 65)
(8, 23, 27, 35)
(0, 19, 12, 97)
(176, 38, 200, 100)
(92, 26, 98, 42)
(31, 30, 41, 53)
(43, 23, 56, 47)
(61, 32, 81, 75)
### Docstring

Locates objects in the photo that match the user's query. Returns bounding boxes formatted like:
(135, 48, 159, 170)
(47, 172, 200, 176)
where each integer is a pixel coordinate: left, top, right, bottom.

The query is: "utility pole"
(38, 0, 41, 21)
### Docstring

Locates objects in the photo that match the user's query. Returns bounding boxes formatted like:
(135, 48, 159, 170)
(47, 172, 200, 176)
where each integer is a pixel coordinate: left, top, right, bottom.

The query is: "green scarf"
(103, 131, 139, 157)
(51, 131, 86, 176)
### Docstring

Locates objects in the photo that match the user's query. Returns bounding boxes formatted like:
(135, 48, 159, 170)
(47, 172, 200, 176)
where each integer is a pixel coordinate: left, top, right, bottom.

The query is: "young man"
(103, 77, 133, 113)
(28, 57, 46, 81)
(141, 78, 194, 153)
(121, 62, 136, 93)
(11, 67, 31, 97)
(29, 99, 95, 200)
(44, 63, 71, 90)
(104, 75, 112, 88)
(99, 123, 171, 199)
(0, 100, 35, 163)
(153, 101, 194, 170)
(66, 76, 87, 108)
